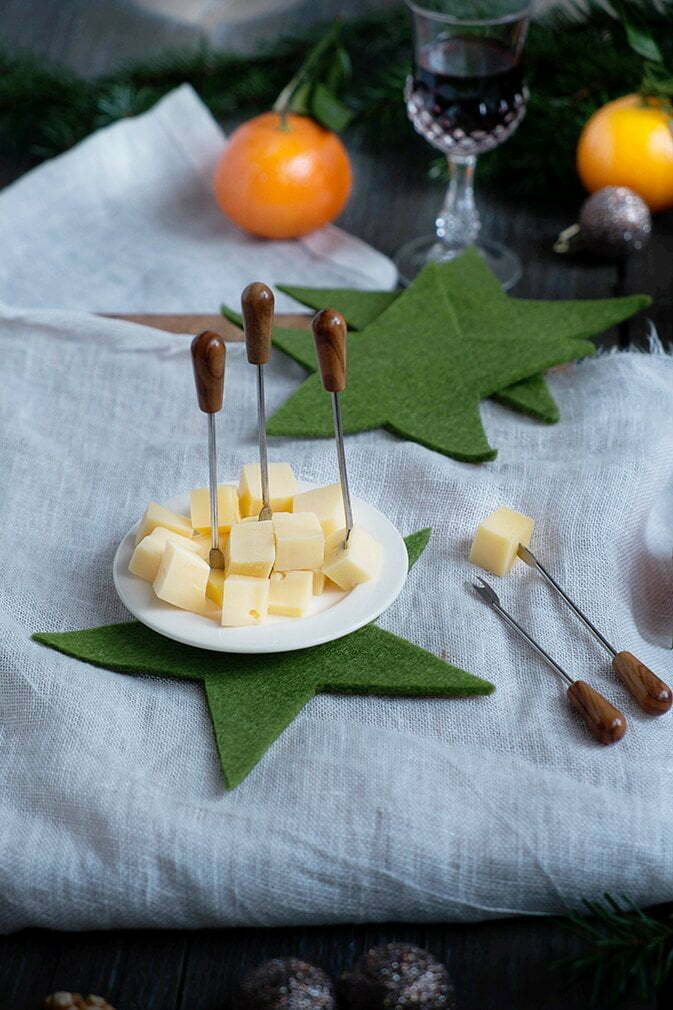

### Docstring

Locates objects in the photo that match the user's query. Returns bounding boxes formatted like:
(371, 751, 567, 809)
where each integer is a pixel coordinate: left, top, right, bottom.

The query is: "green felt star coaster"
(274, 248, 650, 427)
(223, 249, 648, 462)
(32, 530, 494, 789)
(274, 281, 563, 423)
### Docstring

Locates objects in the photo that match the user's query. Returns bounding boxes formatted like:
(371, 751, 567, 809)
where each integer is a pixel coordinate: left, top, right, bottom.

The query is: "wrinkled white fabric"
(2, 82, 673, 935)
(0, 86, 396, 312)
(1, 304, 673, 932)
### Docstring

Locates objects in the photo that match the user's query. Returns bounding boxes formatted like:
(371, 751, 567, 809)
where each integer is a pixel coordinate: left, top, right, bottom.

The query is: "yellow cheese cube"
(272, 512, 324, 571)
(197, 598, 223, 622)
(129, 527, 200, 582)
(226, 520, 275, 578)
(134, 502, 192, 545)
(312, 571, 339, 594)
(268, 571, 314, 617)
(192, 532, 229, 561)
(238, 462, 298, 517)
(153, 540, 210, 612)
(221, 575, 269, 627)
(292, 483, 345, 537)
(469, 506, 535, 576)
(322, 527, 381, 591)
(190, 484, 240, 534)
(206, 569, 225, 607)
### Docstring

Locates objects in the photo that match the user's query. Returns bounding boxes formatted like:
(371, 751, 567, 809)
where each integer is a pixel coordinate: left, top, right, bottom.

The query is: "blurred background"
(2, 0, 560, 69)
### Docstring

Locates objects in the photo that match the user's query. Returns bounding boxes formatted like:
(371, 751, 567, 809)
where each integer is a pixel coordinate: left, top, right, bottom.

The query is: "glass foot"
(394, 236, 522, 290)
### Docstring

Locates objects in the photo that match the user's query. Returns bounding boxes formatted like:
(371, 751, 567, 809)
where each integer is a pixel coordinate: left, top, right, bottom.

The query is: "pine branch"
(1, 1, 673, 204)
(554, 894, 673, 1005)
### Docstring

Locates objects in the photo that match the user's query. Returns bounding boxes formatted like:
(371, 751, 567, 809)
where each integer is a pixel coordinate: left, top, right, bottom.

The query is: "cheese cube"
(134, 502, 192, 545)
(321, 527, 381, 591)
(469, 506, 535, 576)
(312, 571, 339, 594)
(129, 527, 200, 582)
(206, 569, 225, 607)
(238, 462, 297, 517)
(153, 540, 210, 612)
(221, 575, 269, 627)
(272, 512, 324, 571)
(197, 598, 223, 622)
(190, 484, 240, 534)
(192, 532, 228, 561)
(292, 483, 345, 537)
(226, 520, 275, 578)
(269, 571, 314, 617)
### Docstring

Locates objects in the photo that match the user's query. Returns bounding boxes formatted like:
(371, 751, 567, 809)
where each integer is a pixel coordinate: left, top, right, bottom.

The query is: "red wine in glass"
(407, 37, 527, 156)
(396, 0, 531, 288)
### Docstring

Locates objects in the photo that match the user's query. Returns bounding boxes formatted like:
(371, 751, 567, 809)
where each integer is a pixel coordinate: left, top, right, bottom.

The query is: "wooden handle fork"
(241, 282, 274, 365)
(612, 651, 672, 716)
(567, 681, 627, 745)
(312, 308, 347, 392)
(191, 330, 226, 413)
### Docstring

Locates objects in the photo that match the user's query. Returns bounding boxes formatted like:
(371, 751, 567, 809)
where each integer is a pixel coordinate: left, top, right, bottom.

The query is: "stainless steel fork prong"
(473, 577, 500, 607)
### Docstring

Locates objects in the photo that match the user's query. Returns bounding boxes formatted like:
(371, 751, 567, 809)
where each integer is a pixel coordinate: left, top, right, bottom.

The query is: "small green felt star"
(32, 530, 494, 789)
(222, 248, 649, 462)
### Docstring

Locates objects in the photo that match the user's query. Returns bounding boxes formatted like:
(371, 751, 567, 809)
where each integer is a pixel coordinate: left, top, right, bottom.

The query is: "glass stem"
(435, 155, 480, 248)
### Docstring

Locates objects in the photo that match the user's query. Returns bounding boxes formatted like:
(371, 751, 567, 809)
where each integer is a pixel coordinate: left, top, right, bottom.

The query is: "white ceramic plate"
(113, 482, 408, 653)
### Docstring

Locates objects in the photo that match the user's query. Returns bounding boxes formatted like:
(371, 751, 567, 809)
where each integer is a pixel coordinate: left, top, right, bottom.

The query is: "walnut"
(45, 994, 115, 1010)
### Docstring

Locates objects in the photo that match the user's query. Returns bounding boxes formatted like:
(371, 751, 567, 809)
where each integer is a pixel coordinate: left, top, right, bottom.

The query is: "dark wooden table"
(1, 2, 672, 1008)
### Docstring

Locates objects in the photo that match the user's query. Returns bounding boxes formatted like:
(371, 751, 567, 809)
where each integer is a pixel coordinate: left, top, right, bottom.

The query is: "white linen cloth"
(1, 305, 673, 932)
(0, 86, 396, 311)
(1, 82, 673, 934)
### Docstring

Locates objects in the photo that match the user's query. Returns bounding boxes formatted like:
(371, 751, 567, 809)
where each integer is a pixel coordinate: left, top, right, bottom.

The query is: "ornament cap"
(553, 222, 581, 255)
(555, 186, 651, 259)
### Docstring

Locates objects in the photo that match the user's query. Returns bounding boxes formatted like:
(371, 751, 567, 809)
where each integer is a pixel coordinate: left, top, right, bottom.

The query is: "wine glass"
(396, 0, 531, 289)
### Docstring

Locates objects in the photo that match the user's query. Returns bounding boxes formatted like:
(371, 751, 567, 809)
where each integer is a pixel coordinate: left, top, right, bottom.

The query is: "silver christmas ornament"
(555, 186, 651, 257)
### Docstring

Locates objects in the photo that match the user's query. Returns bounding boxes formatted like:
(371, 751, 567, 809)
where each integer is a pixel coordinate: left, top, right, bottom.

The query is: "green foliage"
(556, 894, 673, 1005)
(616, 0, 664, 62)
(613, 0, 673, 108)
(1, 1, 672, 203)
(272, 22, 354, 131)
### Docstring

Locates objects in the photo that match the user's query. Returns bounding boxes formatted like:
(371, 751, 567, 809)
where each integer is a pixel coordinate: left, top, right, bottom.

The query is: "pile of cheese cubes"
(128, 463, 381, 627)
